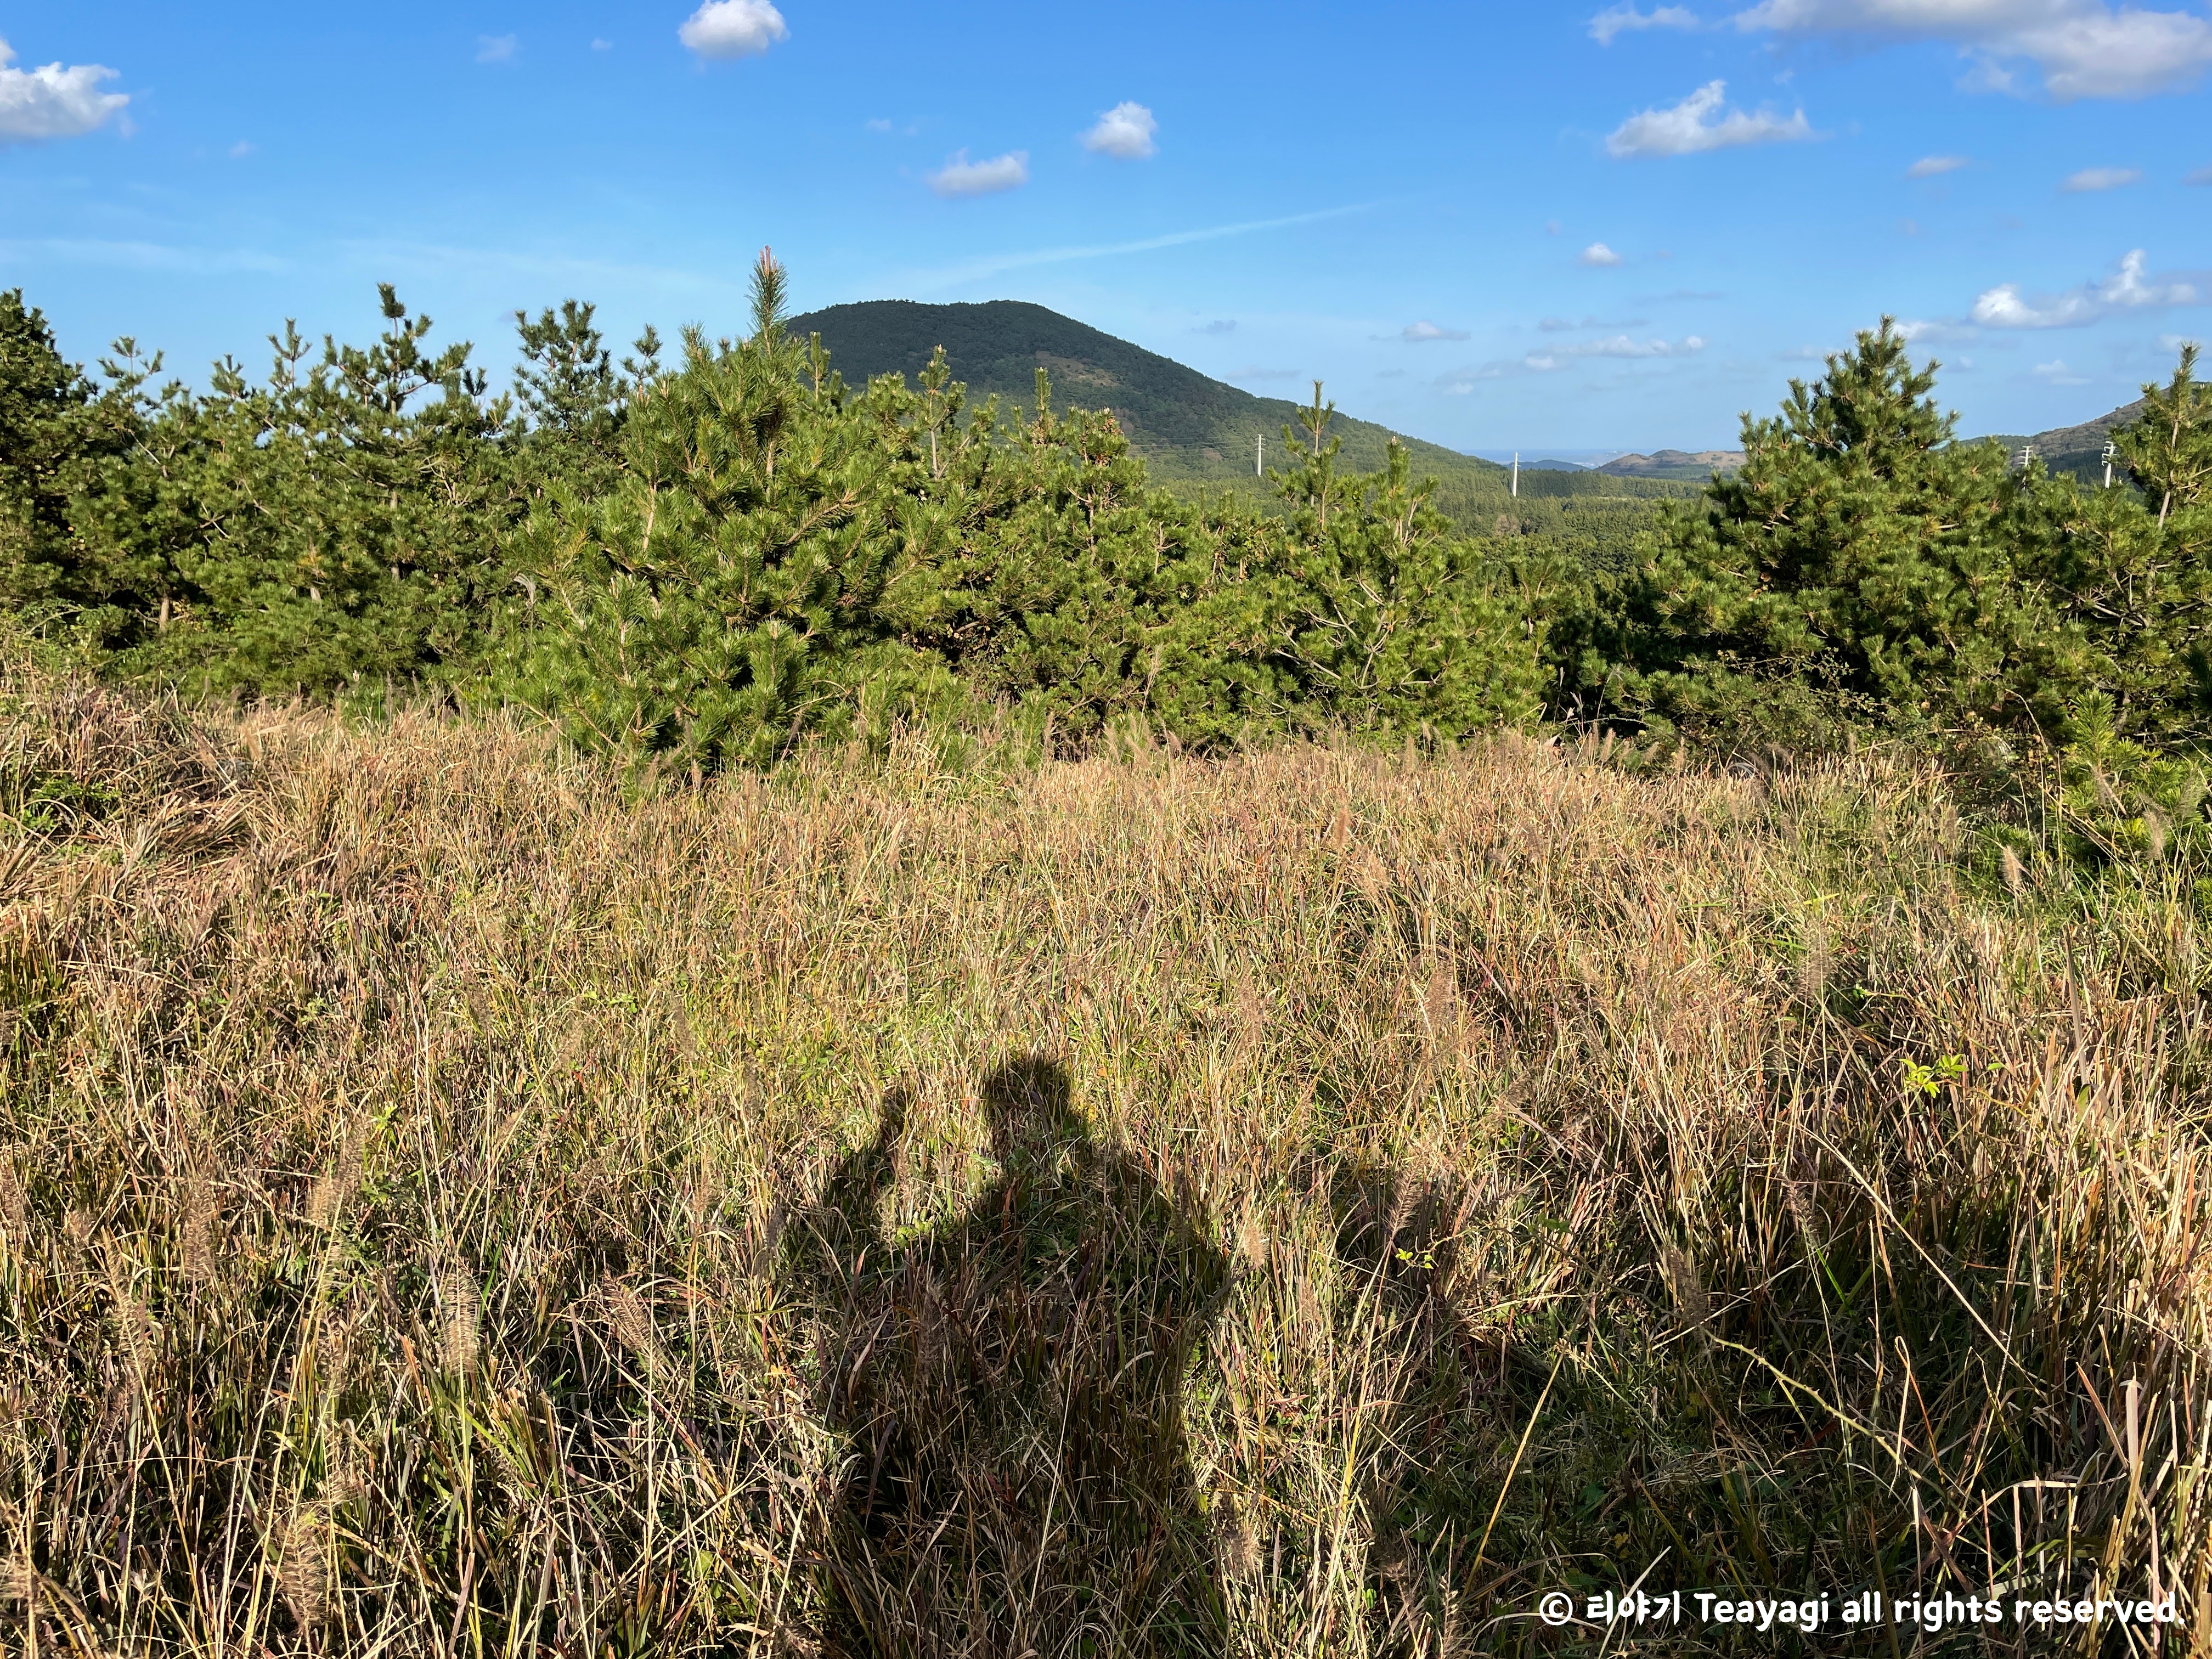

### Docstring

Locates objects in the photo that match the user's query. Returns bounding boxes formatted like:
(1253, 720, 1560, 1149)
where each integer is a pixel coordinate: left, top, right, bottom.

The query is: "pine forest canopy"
(1, 254, 2207, 848)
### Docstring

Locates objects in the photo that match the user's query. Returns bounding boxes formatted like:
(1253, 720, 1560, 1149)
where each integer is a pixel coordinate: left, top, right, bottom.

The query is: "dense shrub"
(7, 266, 2208, 797)
(1589, 323, 2212, 785)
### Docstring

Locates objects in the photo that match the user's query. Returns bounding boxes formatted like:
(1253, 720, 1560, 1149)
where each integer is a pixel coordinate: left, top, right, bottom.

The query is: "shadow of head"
(980, 1054, 1078, 1168)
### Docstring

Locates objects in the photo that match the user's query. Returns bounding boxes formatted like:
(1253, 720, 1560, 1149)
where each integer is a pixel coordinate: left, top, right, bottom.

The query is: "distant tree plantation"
(3, 255, 2208, 819)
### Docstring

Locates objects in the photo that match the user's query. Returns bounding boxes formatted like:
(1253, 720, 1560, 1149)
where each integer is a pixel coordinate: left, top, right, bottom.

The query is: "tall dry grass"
(1, 656, 2206, 1655)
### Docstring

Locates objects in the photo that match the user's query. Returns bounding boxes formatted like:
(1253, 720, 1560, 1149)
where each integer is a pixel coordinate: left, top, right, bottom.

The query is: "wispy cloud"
(1197, 319, 1237, 335)
(1401, 320, 1471, 341)
(1731, 0, 2212, 100)
(0, 236, 287, 275)
(1437, 332, 1707, 391)
(1606, 80, 1815, 157)
(679, 0, 788, 60)
(2062, 165, 2141, 191)
(1541, 314, 1652, 330)
(1525, 334, 1707, 369)
(895, 202, 1377, 287)
(1589, 4, 1700, 46)
(2033, 358, 2090, 384)
(1895, 318, 1978, 343)
(476, 34, 517, 64)
(1080, 101, 1158, 159)
(1580, 242, 1624, 266)
(1973, 248, 2199, 328)
(1226, 365, 1301, 382)
(330, 238, 749, 301)
(1908, 153, 1969, 177)
(0, 37, 129, 142)
(926, 150, 1030, 198)
(2189, 166, 2212, 185)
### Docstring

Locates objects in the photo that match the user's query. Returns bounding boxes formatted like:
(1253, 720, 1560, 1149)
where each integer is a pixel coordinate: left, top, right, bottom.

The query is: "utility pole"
(2103, 439, 2117, 488)
(1256, 434, 1263, 478)
(1511, 452, 1519, 498)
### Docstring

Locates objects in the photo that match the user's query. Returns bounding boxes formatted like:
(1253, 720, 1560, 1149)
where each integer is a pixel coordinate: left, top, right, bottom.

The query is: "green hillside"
(786, 299, 1696, 534)
(1978, 397, 2147, 486)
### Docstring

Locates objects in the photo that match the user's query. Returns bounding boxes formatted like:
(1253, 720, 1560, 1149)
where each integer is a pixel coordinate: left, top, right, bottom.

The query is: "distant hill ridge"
(1975, 398, 2148, 484)
(783, 300, 1694, 520)
(1597, 449, 1745, 481)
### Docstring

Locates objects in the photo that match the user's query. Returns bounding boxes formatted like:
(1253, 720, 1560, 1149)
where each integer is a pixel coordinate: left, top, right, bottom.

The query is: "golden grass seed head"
(1660, 1243, 1708, 1325)
(439, 1263, 481, 1375)
(1234, 1204, 1269, 1272)
(1796, 916, 1831, 1000)
(1785, 1178, 1820, 1248)
(602, 1276, 664, 1378)
(1999, 843, 2025, 894)
(1229, 1504, 1262, 1578)
(0, 1158, 24, 1242)
(307, 1129, 365, 1231)
(278, 1509, 329, 1633)
(178, 1176, 218, 1285)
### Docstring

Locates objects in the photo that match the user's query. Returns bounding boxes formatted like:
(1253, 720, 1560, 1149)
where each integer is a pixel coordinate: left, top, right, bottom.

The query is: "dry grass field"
(2, 653, 2207, 1655)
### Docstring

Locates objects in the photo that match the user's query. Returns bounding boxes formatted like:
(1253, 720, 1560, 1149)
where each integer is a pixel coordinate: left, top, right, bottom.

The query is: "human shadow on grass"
(798, 1057, 1231, 1657)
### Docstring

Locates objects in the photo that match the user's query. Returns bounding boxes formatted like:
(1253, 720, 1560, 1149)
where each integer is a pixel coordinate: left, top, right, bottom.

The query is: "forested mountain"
(785, 299, 1697, 534)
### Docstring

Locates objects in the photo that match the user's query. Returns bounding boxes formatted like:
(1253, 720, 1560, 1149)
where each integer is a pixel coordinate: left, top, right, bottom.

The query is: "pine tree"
(0, 290, 150, 630)
(1611, 318, 2081, 758)
(1260, 387, 1543, 736)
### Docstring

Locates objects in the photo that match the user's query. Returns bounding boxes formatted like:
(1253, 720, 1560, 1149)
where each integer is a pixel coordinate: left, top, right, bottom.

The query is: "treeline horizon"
(3, 250, 2207, 833)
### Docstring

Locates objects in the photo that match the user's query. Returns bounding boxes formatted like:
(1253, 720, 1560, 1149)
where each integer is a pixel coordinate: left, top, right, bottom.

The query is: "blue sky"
(3, 1, 2208, 457)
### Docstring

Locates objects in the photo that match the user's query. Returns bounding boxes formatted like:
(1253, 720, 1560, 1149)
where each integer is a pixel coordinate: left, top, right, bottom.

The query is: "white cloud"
(678, 0, 788, 60)
(2062, 165, 2141, 190)
(1228, 365, 1301, 381)
(1581, 242, 1626, 266)
(2033, 358, 2090, 383)
(1198, 319, 1237, 334)
(477, 34, 518, 63)
(1605, 80, 1815, 156)
(1080, 101, 1157, 159)
(592, 38, 613, 50)
(0, 37, 128, 142)
(229, 139, 254, 159)
(926, 149, 1029, 198)
(1895, 317, 1978, 342)
(1590, 4, 1701, 44)
(2160, 332, 2203, 351)
(1402, 320, 1471, 341)
(1908, 153, 1970, 176)
(1562, 333, 1707, 360)
(1502, 335, 1709, 374)
(1732, 0, 2212, 99)
(1973, 248, 2200, 327)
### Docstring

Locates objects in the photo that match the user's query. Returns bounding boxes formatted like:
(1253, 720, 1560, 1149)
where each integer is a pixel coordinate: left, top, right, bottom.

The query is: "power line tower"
(1256, 434, 1263, 478)
(1511, 452, 1519, 499)
(2103, 439, 2117, 488)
